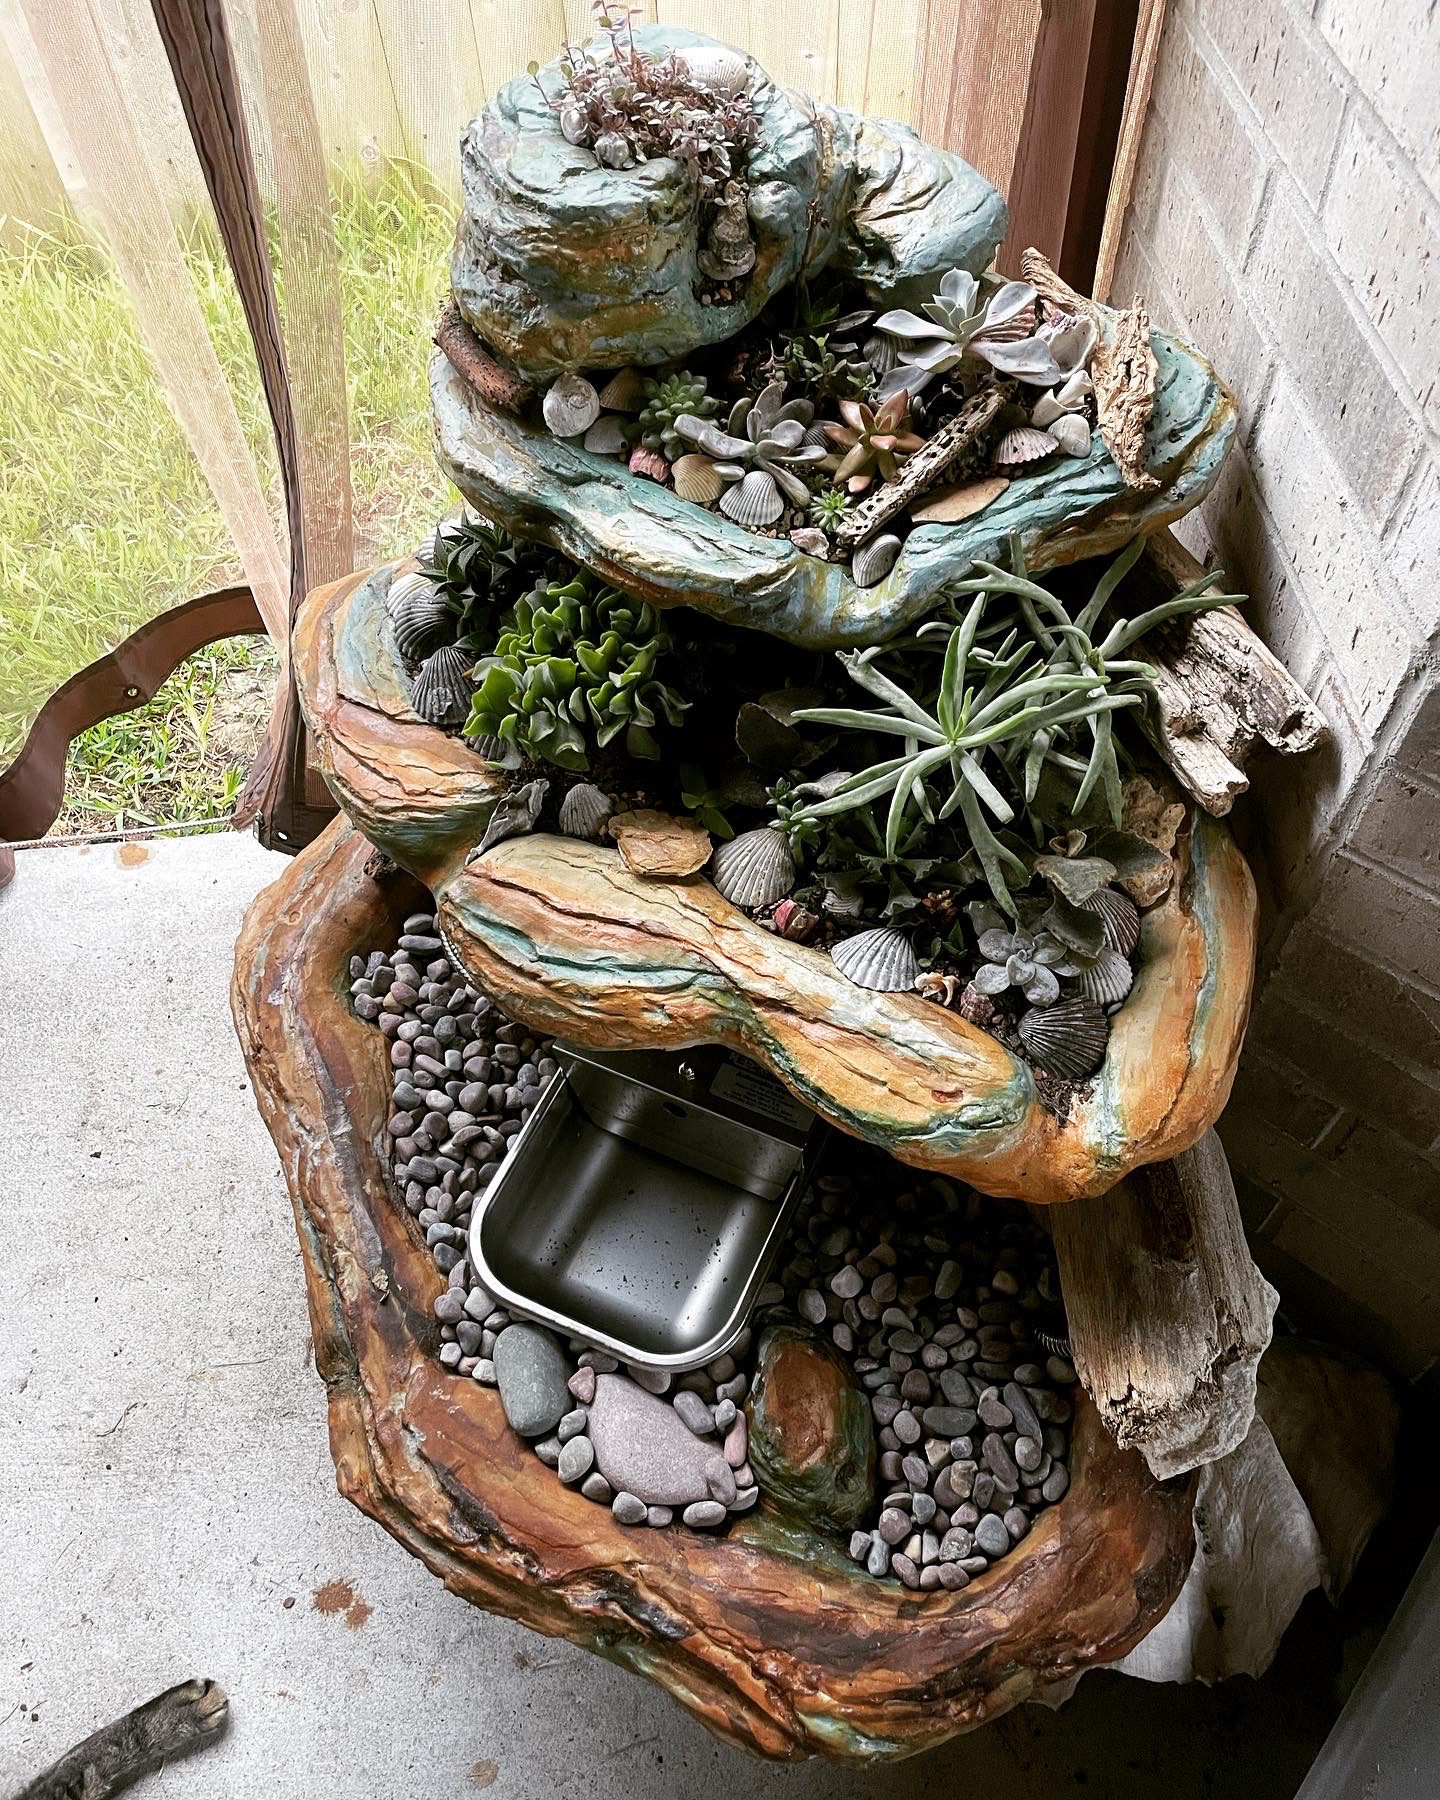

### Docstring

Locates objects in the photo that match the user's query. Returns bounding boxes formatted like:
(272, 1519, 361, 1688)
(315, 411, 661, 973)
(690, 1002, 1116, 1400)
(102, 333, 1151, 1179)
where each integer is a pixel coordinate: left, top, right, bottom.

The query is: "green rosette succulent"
(634, 370, 718, 460)
(463, 575, 689, 771)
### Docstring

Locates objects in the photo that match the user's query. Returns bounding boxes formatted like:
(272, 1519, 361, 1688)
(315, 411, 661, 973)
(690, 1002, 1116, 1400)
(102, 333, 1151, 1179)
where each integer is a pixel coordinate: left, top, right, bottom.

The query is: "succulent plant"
(463, 574, 688, 771)
(874, 269, 1065, 401)
(767, 291, 875, 400)
(634, 370, 718, 460)
(675, 380, 828, 526)
(821, 392, 925, 494)
(807, 486, 853, 533)
(971, 925, 1078, 1008)
(418, 512, 568, 639)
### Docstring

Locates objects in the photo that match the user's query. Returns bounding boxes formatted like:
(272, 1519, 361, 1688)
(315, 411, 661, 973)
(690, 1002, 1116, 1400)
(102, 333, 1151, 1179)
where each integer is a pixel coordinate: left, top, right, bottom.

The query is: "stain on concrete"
(312, 1578, 372, 1628)
(116, 842, 150, 867)
(468, 1761, 500, 1789)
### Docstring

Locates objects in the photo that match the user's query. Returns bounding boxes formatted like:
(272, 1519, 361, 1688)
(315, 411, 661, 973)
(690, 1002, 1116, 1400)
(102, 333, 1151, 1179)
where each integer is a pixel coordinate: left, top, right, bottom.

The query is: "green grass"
(0, 161, 456, 820)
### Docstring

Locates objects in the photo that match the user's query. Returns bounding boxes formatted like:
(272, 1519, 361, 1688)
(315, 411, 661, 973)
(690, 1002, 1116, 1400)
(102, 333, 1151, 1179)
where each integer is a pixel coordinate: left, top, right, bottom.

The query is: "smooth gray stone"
(492, 1323, 570, 1439)
(682, 1500, 727, 1529)
(612, 1491, 647, 1525)
(587, 1373, 718, 1507)
(557, 1435, 595, 1483)
(975, 1512, 1010, 1556)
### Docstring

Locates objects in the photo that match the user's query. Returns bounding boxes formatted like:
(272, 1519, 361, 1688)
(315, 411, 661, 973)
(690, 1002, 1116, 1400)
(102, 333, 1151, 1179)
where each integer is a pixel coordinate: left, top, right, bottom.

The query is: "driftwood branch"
(434, 296, 531, 416)
(16, 1679, 229, 1800)
(834, 384, 1010, 548)
(1020, 248, 1157, 490)
(1134, 530, 1328, 814)
(1050, 1128, 1278, 1479)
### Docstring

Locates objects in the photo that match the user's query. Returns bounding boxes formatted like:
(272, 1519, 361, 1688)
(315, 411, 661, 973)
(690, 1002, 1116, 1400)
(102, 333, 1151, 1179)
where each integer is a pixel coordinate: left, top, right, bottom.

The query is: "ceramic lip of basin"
(469, 1043, 823, 1371)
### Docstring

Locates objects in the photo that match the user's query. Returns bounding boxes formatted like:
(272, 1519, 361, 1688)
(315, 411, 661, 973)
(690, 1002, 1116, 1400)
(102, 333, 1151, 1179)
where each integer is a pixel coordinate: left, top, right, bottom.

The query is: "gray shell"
(1080, 884, 1140, 955)
(408, 642, 473, 727)
(559, 781, 614, 841)
(851, 533, 902, 588)
(1018, 999, 1109, 1080)
(719, 468, 785, 527)
(709, 827, 795, 910)
(1073, 947, 1134, 1008)
(389, 575, 454, 663)
(831, 926, 919, 992)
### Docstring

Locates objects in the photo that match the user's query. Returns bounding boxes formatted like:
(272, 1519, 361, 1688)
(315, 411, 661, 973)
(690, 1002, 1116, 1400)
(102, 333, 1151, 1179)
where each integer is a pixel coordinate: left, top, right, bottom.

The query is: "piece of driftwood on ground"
(1050, 1127, 1279, 1479)
(1132, 529, 1329, 814)
(832, 384, 1010, 547)
(15, 1679, 229, 1800)
(434, 296, 531, 415)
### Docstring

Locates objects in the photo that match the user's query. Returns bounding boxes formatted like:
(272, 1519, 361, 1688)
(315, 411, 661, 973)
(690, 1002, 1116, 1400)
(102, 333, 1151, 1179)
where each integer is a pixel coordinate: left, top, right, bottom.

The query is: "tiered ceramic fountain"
(234, 25, 1283, 1762)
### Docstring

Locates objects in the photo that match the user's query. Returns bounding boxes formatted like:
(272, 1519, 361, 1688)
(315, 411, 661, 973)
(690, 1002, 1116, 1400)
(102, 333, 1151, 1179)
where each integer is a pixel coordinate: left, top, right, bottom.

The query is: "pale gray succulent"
(874, 269, 1065, 400)
(971, 925, 1080, 1009)
(675, 380, 828, 524)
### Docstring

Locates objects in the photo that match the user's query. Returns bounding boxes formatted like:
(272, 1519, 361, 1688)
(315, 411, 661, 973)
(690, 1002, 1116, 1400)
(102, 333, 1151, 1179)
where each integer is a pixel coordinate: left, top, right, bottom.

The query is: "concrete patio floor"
(0, 831, 1351, 1797)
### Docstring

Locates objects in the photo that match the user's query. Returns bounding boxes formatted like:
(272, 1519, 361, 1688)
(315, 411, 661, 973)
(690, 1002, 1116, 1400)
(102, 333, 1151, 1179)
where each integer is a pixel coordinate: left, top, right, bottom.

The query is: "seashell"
(709, 827, 795, 910)
(408, 641, 473, 727)
(1047, 413, 1092, 458)
(414, 524, 441, 565)
(475, 778, 549, 856)
(1074, 946, 1134, 1008)
(909, 476, 1010, 525)
(559, 781, 614, 841)
(978, 300, 1037, 344)
(583, 415, 628, 456)
(720, 468, 785, 527)
(386, 568, 434, 619)
(1018, 998, 1109, 1080)
(863, 330, 899, 378)
(831, 926, 919, 992)
(389, 578, 454, 662)
(543, 371, 601, 438)
(802, 421, 831, 449)
(1031, 369, 1092, 428)
(469, 729, 516, 766)
(851, 532, 902, 588)
(593, 130, 634, 169)
(597, 367, 645, 412)
(671, 452, 725, 505)
(559, 104, 588, 146)
(789, 526, 830, 559)
(1079, 884, 1140, 956)
(994, 424, 1061, 468)
(677, 44, 751, 95)
(628, 443, 670, 482)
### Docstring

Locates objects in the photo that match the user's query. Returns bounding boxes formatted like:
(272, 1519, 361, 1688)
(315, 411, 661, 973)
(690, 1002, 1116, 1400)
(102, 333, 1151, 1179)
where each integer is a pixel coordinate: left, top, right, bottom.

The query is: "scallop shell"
(979, 301, 1038, 344)
(389, 578, 454, 662)
(628, 443, 670, 482)
(719, 468, 784, 527)
(414, 524, 441, 564)
(672, 453, 724, 504)
(558, 781, 614, 841)
(386, 568, 435, 619)
(802, 422, 831, 450)
(1018, 998, 1109, 1080)
(995, 425, 1061, 468)
(851, 532, 902, 588)
(543, 371, 601, 438)
(709, 827, 795, 910)
(408, 642, 473, 727)
(1073, 947, 1134, 1008)
(1080, 884, 1140, 956)
(583, 415, 628, 456)
(469, 730, 513, 765)
(597, 367, 645, 412)
(831, 926, 919, 992)
(1047, 413, 1092, 457)
(677, 44, 751, 95)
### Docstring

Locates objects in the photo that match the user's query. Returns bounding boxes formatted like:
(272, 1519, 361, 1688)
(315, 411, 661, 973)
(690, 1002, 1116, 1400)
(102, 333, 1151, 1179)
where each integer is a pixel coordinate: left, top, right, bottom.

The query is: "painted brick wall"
(1111, 0, 1440, 1378)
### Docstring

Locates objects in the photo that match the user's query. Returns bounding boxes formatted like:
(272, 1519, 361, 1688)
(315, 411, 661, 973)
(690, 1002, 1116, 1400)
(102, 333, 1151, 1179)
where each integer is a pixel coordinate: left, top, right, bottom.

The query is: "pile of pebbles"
(350, 913, 1076, 1579)
(767, 1160, 1077, 1591)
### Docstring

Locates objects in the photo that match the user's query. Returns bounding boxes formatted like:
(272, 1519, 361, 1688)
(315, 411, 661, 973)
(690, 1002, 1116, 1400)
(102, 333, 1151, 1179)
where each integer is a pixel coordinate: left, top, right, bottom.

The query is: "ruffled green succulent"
(635, 370, 718, 460)
(463, 575, 688, 771)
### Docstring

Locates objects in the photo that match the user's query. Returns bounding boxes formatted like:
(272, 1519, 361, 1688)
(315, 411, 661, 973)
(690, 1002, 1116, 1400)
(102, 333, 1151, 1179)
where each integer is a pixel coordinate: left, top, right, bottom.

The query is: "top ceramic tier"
(451, 24, 1007, 377)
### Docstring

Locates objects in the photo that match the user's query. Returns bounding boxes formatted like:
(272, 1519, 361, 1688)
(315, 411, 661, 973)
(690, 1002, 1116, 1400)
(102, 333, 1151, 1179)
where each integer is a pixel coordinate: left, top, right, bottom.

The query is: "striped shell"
(542, 371, 601, 438)
(558, 781, 614, 841)
(672, 453, 725, 504)
(677, 44, 751, 95)
(995, 425, 1061, 468)
(1018, 999, 1109, 1080)
(386, 568, 435, 618)
(414, 524, 441, 564)
(389, 578, 454, 663)
(1080, 884, 1140, 955)
(469, 730, 512, 764)
(597, 367, 645, 412)
(709, 827, 795, 910)
(851, 532, 901, 588)
(1074, 947, 1134, 1008)
(408, 642, 473, 727)
(720, 468, 785, 527)
(831, 926, 919, 992)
